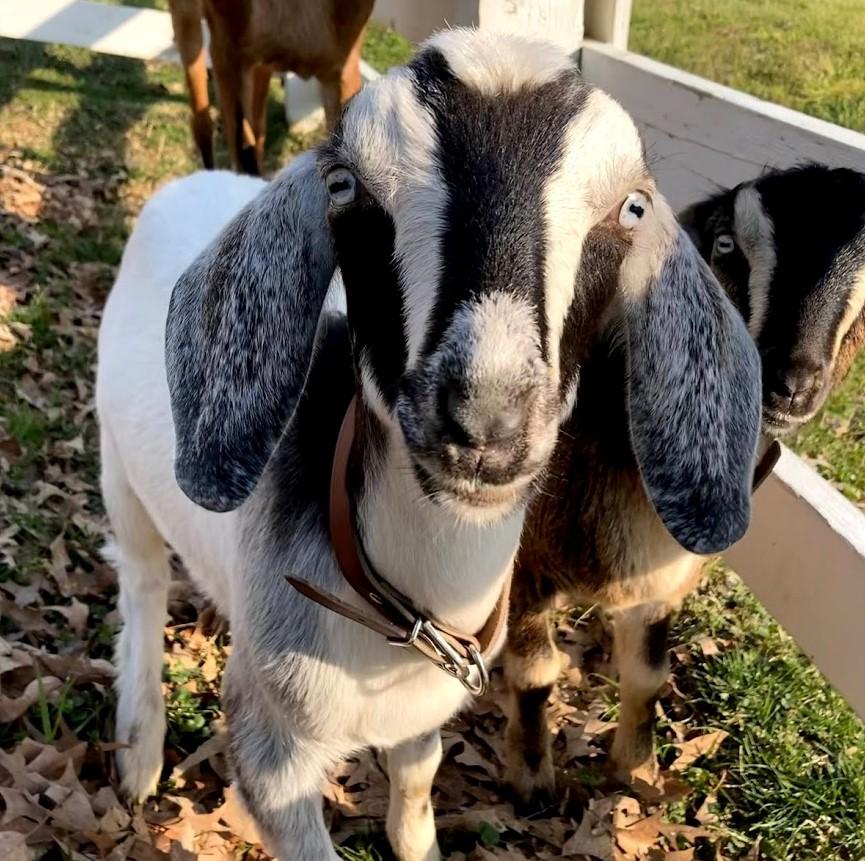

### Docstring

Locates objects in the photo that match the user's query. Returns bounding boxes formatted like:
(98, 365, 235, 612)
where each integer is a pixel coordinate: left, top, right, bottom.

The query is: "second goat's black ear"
(677, 194, 725, 259)
(165, 152, 335, 512)
(621, 194, 761, 555)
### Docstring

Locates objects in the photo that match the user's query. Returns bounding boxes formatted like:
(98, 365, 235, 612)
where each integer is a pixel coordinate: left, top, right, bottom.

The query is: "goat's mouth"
(761, 407, 812, 436)
(410, 457, 535, 522)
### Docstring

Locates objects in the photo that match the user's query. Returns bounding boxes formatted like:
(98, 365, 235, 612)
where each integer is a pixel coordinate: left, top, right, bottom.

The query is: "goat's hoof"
(116, 720, 165, 802)
(388, 836, 441, 861)
(608, 752, 660, 788)
(511, 785, 558, 818)
(198, 602, 229, 638)
(505, 749, 559, 819)
(506, 765, 558, 818)
(117, 746, 162, 802)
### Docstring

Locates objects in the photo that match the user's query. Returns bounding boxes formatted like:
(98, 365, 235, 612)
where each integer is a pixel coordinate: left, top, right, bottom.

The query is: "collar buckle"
(389, 617, 490, 696)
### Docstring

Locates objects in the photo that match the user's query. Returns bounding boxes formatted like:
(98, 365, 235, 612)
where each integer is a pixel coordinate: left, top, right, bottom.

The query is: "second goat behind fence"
(168, 0, 373, 174)
(97, 30, 761, 859)
(505, 161, 865, 810)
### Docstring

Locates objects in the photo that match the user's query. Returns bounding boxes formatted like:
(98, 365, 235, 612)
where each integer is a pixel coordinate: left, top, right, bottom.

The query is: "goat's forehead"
(329, 39, 648, 209)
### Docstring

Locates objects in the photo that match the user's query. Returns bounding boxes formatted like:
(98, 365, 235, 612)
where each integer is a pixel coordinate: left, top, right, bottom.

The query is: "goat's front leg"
(224, 663, 339, 860)
(503, 571, 560, 811)
(608, 602, 673, 781)
(385, 730, 442, 861)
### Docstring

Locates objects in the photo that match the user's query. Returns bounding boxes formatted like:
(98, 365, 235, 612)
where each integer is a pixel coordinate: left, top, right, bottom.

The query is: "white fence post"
(372, 0, 584, 50)
(584, 0, 632, 49)
(476, 0, 584, 52)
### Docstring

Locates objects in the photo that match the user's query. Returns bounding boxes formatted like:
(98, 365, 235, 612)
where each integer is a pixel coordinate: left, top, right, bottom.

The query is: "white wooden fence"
(2, 0, 865, 719)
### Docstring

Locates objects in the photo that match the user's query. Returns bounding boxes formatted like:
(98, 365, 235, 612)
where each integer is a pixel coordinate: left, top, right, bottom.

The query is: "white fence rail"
(2, 0, 865, 719)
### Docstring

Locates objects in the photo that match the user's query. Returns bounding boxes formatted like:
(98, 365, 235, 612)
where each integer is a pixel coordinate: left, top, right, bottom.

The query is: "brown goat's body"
(506, 163, 865, 808)
(169, 0, 373, 174)
(505, 337, 704, 806)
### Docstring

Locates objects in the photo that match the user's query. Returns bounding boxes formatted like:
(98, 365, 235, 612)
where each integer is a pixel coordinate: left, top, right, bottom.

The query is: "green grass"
(362, 23, 414, 73)
(631, 0, 865, 132)
(670, 568, 865, 860)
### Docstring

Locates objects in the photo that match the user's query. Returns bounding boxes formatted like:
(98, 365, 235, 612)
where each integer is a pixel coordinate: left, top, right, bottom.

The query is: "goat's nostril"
(441, 385, 528, 449)
(484, 406, 525, 445)
(770, 364, 824, 413)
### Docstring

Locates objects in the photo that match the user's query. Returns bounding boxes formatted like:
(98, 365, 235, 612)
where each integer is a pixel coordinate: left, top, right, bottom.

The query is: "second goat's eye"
(325, 167, 357, 207)
(618, 191, 649, 229)
(714, 234, 736, 256)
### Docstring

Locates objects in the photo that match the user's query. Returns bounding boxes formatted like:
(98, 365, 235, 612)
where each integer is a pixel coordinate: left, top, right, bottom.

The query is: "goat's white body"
(97, 172, 261, 613)
(98, 170, 516, 859)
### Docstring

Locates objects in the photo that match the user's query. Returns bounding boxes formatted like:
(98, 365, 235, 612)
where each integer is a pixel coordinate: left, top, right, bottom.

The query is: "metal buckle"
(389, 616, 489, 696)
(388, 616, 423, 648)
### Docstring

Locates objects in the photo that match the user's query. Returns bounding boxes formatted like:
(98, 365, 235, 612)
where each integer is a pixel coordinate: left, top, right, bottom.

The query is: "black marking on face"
(681, 193, 751, 321)
(753, 165, 865, 366)
(328, 191, 408, 406)
(687, 165, 865, 372)
(408, 48, 589, 363)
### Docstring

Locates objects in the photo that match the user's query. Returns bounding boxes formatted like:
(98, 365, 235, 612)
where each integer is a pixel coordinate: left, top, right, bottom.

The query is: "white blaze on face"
(457, 293, 540, 397)
(428, 29, 574, 97)
(542, 89, 650, 376)
(733, 185, 777, 338)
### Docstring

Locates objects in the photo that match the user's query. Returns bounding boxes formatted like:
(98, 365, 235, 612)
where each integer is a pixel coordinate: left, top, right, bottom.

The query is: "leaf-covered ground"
(1, 13, 865, 861)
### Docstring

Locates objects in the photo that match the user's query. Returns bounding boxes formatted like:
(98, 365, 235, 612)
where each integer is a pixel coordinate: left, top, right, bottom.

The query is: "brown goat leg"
(318, 26, 365, 131)
(608, 603, 673, 782)
(210, 31, 248, 174)
(169, 0, 213, 169)
(250, 64, 271, 173)
(504, 576, 560, 812)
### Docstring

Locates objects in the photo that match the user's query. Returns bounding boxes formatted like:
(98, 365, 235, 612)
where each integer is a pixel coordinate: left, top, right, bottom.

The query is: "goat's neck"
(355, 423, 524, 635)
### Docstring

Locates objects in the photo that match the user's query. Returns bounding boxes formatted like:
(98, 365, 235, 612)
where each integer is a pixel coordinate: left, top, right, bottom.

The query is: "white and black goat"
(505, 162, 865, 809)
(96, 30, 760, 860)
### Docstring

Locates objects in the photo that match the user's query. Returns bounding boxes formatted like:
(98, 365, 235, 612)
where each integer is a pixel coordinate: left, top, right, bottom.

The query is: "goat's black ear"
(621, 195, 761, 554)
(165, 152, 335, 512)
(677, 195, 721, 259)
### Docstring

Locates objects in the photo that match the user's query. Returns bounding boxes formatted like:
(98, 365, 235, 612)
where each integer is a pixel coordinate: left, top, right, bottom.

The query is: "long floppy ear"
(165, 151, 335, 512)
(621, 195, 761, 554)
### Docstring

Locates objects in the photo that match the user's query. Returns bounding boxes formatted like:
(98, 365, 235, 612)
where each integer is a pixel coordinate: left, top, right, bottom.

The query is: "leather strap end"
(753, 439, 782, 493)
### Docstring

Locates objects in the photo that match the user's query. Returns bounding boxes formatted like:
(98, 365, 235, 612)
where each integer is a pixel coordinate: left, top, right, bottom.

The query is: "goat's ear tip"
(663, 494, 751, 556)
(174, 458, 251, 514)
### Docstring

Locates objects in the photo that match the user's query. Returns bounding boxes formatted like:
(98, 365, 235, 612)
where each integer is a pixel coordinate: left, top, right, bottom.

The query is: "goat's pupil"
(629, 202, 644, 219)
(329, 179, 350, 194)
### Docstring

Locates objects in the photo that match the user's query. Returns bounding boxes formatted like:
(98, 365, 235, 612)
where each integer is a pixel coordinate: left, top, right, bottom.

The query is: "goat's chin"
(417, 466, 534, 526)
(439, 480, 531, 526)
(761, 407, 817, 437)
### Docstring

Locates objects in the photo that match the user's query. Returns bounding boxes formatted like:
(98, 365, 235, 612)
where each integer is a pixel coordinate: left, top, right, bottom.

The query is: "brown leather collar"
(286, 403, 779, 695)
(285, 396, 508, 696)
(753, 438, 782, 493)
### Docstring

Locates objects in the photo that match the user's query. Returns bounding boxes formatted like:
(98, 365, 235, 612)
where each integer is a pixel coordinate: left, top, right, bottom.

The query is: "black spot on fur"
(516, 683, 553, 772)
(408, 48, 589, 362)
(644, 615, 670, 669)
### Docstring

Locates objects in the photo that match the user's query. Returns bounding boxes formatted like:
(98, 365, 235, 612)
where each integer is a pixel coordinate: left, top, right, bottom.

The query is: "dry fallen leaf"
(671, 731, 729, 772)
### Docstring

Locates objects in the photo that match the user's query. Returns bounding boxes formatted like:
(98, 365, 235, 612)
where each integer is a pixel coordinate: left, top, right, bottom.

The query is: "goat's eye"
(325, 167, 357, 206)
(714, 234, 736, 256)
(618, 191, 649, 229)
